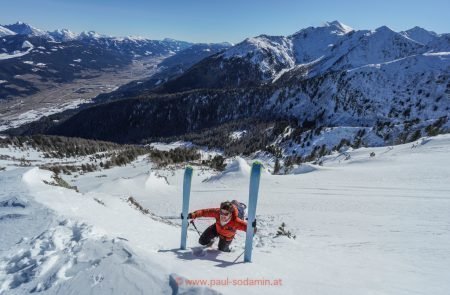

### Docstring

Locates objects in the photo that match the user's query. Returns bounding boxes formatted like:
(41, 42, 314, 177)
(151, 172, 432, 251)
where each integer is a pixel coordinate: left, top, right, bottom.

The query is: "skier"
(187, 201, 256, 252)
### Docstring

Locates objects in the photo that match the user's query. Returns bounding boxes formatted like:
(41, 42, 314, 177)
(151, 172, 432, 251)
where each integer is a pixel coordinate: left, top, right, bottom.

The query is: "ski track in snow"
(1, 135, 450, 294)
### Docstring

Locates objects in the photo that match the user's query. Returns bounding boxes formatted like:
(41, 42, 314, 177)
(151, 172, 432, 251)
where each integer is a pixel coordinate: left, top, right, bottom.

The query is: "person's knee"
(199, 237, 209, 245)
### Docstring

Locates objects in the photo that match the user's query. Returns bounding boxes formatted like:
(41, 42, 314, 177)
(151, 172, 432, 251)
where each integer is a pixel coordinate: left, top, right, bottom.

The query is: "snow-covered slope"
(222, 35, 295, 79)
(269, 51, 450, 139)
(1, 134, 450, 294)
(0, 168, 213, 294)
(289, 20, 353, 64)
(327, 26, 426, 72)
(0, 26, 16, 37)
(427, 33, 450, 52)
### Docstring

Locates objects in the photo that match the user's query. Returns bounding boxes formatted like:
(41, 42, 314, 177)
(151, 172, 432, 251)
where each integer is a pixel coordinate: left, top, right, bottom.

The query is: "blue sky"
(1, 0, 449, 43)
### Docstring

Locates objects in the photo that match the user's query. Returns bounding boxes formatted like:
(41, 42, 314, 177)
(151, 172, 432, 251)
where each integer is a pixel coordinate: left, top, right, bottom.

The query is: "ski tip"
(252, 161, 262, 167)
(185, 165, 193, 171)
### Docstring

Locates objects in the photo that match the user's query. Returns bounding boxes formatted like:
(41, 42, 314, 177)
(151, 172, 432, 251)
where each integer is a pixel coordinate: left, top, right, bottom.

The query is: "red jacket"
(191, 206, 247, 241)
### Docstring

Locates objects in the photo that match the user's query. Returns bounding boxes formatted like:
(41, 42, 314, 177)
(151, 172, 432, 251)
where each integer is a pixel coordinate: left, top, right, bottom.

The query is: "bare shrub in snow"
(275, 222, 296, 239)
(43, 174, 78, 192)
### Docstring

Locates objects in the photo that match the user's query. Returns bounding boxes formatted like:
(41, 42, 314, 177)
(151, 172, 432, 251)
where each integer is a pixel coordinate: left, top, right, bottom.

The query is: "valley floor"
(0, 55, 165, 132)
(1, 135, 450, 294)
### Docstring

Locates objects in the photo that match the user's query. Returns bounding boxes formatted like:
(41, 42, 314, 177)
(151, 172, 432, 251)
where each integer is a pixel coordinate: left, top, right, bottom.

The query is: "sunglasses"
(220, 209, 231, 216)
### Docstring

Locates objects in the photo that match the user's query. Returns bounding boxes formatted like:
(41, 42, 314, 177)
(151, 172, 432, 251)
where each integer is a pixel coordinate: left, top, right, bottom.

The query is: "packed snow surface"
(1, 135, 450, 294)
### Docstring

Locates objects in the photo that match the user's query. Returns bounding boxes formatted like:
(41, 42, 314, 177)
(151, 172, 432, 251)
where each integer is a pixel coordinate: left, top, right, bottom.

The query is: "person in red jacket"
(188, 201, 253, 252)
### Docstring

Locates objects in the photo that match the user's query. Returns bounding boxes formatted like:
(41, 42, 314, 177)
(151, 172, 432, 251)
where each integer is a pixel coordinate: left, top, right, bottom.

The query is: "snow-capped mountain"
(0, 21, 194, 54)
(222, 35, 295, 79)
(401, 26, 438, 45)
(322, 26, 426, 73)
(4, 21, 49, 37)
(159, 21, 442, 93)
(0, 22, 196, 102)
(77, 30, 106, 40)
(289, 20, 353, 64)
(48, 28, 79, 42)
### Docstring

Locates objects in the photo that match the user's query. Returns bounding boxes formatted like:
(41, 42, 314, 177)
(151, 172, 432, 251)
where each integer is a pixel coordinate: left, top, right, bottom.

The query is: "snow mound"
(22, 40, 33, 49)
(22, 167, 53, 189)
(290, 164, 318, 174)
(204, 157, 251, 182)
(144, 172, 170, 190)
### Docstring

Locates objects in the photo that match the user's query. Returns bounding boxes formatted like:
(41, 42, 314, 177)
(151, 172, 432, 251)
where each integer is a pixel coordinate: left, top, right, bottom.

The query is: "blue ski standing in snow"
(244, 162, 262, 262)
(180, 166, 193, 250)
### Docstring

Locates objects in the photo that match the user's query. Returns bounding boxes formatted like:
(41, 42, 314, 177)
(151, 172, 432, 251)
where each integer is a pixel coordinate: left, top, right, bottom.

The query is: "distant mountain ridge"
(0, 21, 231, 103)
(1, 21, 187, 44)
(4, 21, 450, 162)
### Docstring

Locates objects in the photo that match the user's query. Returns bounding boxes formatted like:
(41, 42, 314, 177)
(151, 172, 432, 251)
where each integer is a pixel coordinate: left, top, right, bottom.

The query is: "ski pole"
(190, 220, 202, 236)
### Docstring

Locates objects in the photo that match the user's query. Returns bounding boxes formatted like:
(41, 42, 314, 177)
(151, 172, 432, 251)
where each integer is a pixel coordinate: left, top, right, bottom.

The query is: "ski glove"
(180, 213, 194, 219)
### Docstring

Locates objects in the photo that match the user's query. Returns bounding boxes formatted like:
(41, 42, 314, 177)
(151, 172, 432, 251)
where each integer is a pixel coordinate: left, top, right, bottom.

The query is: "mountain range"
(0, 21, 230, 100)
(2, 21, 450, 161)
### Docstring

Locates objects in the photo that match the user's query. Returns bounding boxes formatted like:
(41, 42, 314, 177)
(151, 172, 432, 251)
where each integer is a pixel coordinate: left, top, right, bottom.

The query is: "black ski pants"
(199, 224, 232, 252)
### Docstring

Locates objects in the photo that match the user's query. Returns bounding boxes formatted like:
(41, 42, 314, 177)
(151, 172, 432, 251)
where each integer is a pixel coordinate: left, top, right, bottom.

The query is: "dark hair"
(220, 201, 233, 211)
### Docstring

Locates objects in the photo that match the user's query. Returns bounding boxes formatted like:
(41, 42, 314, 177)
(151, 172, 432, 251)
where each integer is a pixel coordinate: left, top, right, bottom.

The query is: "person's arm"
(190, 208, 219, 219)
(235, 217, 248, 232)
(235, 217, 257, 233)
